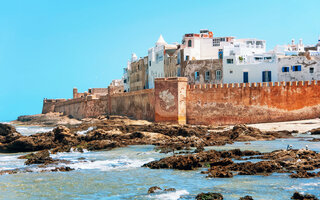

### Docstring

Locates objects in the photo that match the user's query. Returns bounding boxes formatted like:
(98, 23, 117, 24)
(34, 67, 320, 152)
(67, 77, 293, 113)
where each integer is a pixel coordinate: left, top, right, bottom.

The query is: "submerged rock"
(148, 186, 162, 194)
(196, 192, 223, 200)
(239, 196, 254, 200)
(291, 192, 319, 200)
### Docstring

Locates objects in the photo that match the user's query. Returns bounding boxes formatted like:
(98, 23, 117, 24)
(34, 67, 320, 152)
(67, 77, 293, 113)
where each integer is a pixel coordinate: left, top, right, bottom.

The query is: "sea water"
(0, 125, 320, 200)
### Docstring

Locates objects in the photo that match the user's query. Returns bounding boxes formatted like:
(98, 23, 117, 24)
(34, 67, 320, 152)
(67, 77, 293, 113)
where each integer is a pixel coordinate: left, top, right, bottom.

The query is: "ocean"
(0, 124, 320, 199)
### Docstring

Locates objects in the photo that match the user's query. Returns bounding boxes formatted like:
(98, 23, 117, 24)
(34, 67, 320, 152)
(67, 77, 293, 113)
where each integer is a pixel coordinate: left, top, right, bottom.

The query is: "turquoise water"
(0, 125, 320, 200)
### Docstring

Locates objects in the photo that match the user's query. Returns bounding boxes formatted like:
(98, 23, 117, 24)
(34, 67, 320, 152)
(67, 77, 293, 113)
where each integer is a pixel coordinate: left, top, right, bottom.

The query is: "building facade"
(129, 56, 148, 91)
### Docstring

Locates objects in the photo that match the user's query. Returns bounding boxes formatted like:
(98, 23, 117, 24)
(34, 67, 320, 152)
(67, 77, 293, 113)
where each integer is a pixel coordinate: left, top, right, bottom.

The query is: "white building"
(277, 55, 320, 82)
(147, 35, 177, 89)
(273, 39, 305, 56)
(223, 53, 278, 84)
(222, 38, 277, 84)
(180, 29, 234, 61)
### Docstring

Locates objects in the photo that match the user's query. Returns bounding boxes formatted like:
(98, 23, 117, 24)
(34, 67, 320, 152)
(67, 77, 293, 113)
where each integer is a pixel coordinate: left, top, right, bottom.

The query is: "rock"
(239, 196, 254, 200)
(50, 167, 74, 172)
(0, 123, 21, 143)
(309, 128, 320, 135)
(291, 192, 319, 200)
(87, 140, 119, 151)
(129, 131, 144, 139)
(14, 113, 81, 126)
(195, 145, 205, 153)
(207, 169, 233, 178)
(164, 188, 176, 192)
(148, 186, 162, 194)
(23, 150, 54, 165)
(290, 171, 320, 178)
(210, 159, 234, 167)
(196, 192, 224, 200)
(5, 137, 36, 152)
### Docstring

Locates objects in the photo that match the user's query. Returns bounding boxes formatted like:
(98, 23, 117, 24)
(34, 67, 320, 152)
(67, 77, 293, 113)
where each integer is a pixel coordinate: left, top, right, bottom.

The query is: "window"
(282, 67, 289, 72)
(255, 57, 263, 61)
(149, 61, 151, 66)
(218, 50, 223, 59)
(186, 55, 190, 61)
(292, 65, 302, 72)
(138, 65, 140, 70)
(195, 71, 200, 81)
(216, 70, 222, 80)
(243, 72, 248, 83)
(227, 59, 233, 64)
(188, 40, 192, 47)
(229, 70, 233, 74)
(124, 79, 127, 84)
(262, 71, 272, 82)
(310, 67, 314, 73)
(205, 71, 210, 81)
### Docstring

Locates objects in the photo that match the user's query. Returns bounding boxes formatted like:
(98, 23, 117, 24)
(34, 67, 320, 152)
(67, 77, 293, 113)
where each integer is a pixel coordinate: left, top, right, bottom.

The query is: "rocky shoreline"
(1, 113, 320, 199)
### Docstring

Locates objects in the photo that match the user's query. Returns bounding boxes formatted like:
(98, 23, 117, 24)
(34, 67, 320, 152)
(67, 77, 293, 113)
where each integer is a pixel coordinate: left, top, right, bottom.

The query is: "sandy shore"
(248, 118, 320, 133)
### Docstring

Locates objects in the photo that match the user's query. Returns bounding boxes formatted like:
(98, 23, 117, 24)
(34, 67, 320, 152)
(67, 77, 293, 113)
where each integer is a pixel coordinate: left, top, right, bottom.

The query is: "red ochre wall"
(43, 79, 320, 125)
(186, 81, 320, 125)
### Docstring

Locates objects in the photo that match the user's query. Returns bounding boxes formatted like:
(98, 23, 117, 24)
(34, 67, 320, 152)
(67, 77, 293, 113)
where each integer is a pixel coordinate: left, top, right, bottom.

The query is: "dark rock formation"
(196, 192, 224, 200)
(148, 186, 162, 194)
(239, 196, 254, 200)
(291, 192, 319, 200)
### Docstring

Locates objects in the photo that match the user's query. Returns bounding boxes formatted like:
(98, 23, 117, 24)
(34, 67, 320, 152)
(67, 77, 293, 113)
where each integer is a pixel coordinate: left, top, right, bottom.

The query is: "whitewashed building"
(180, 29, 234, 61)
(222, 38, 278, 83)
(147, 35, 177, 89)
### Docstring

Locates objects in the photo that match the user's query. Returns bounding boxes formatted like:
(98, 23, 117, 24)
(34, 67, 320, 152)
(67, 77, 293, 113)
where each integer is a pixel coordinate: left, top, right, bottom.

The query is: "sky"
(0, 0, 319, 121)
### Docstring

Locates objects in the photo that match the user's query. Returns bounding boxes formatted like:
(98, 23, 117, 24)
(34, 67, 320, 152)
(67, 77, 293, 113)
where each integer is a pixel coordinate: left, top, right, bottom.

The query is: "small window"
(205, 71, 210, 81)
(292, 65, 302, 72)
(195, 71, 200, 81)
(243, 72, 248, 83)
(216, 70, 222, 80)
(310, 67, 314, 73)
(124, 79, 127, 83)
(188, 40, 192, 47)
(282, 67, 289, 72)
(149, 61, 151, 66)
(186, 55, 190, 61)
(229, 70, 233, 74)
(227, 59, 233, 64)
(262, 71, 272, 82)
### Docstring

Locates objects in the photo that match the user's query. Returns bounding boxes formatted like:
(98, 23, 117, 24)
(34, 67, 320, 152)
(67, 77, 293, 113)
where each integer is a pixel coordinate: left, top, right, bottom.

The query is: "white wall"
(278, 56, 320, 82)
(148, 45, 165, 89)
(223, 54, 278, 84)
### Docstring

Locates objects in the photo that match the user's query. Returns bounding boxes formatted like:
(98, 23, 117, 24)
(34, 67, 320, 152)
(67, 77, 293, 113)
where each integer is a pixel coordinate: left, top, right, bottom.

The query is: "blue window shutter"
(298, 65, 301, 71)
(282, 67, 285, 72)
(262, 71, 265, 82)
(268, 71, 271, 82)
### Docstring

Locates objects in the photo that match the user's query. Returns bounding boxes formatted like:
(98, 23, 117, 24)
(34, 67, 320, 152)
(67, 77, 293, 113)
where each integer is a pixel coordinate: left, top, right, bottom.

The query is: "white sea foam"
(148, 190, 189, 200)
(62, 157, 154, 171)
(15, 126, 54, 136)
(77, 127, 95, 135)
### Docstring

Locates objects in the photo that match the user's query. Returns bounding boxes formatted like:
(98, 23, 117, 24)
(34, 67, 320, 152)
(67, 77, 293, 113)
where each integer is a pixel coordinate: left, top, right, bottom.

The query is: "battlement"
(187, 80, 319, 90)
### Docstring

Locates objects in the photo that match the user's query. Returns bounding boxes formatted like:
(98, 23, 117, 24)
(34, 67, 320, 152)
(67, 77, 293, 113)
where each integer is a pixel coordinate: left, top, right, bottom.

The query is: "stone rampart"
(186, 80, 320, 125)
(43, 79, 320, 125)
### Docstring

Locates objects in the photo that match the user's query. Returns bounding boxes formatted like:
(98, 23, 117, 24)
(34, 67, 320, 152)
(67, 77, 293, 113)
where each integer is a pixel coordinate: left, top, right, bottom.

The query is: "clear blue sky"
(0, 0, 319, 121)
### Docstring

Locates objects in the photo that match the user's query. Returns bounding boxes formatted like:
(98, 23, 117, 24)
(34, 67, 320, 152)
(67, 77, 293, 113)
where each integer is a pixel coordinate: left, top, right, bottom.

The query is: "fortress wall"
(110, 89, 154, 121)
(53, 96, 109, 119)
(186, 80, 320, 125)
(43, 78, 320, 125)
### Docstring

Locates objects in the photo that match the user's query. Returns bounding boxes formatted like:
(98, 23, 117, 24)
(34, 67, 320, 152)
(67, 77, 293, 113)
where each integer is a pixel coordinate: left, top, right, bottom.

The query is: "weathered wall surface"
(54, 96, 109, 119)
(187, 81, 320, 125)
(110, 89, 154, 121)
(154, 78, 187, 124)
(42, 99, 66, 114)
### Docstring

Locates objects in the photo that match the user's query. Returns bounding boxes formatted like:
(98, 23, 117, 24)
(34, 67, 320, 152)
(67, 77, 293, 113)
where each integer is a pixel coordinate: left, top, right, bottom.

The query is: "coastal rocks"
(143, 149, 261, 170)
(0, 123, 21, 143)
(20, 150, 54, 165)
(290, 171, 320, 178)
(196, 192, 224, 200)
(148, 186, 162, 193)
(206, 169, 233, 178)
(291, 192, 319, 200)
(87, 140, 120, 151)
(239, 196, 254, 200)
(14, 112, 81, 126)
